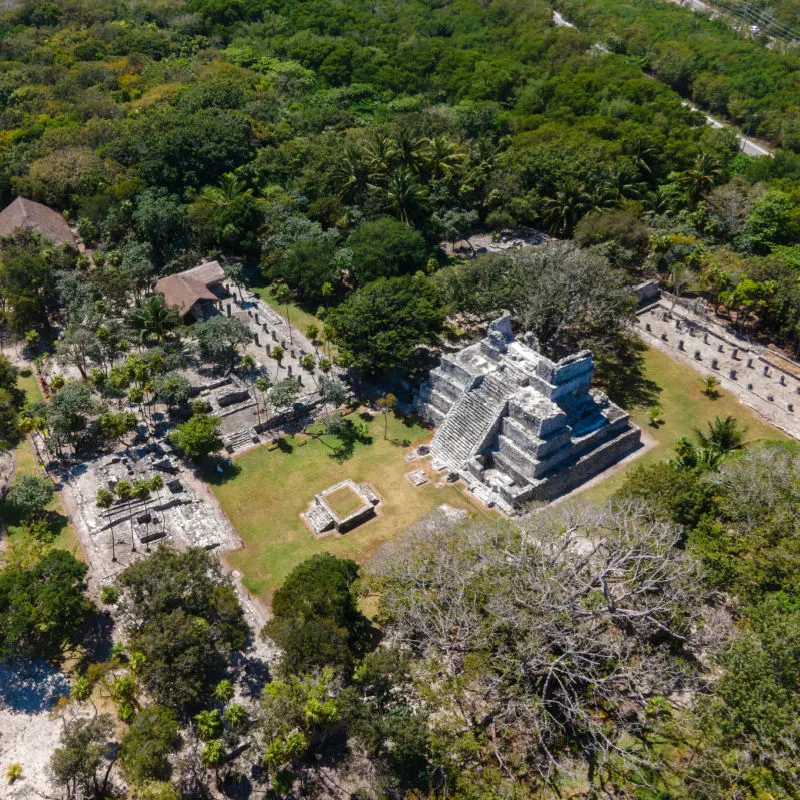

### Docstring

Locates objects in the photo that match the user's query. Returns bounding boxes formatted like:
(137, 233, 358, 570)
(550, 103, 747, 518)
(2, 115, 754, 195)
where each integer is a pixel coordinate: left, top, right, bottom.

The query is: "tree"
(0, 547, 92, 661)
(194, 316, 253, 372)
(365, 502, 706, 789)
(694, 415, 745, 460)
(49, 715, 117, 800)
(346, 217, 427, 284)
(47, 382, 97, 455)
(267, 378, 300, 414)
(262, 553, 371, 676)
(375, 392, 397, 439)
(117, 546, 246, 713)
(325, 274, 445, 374)
(154, 371, 192, 411)
(701, 374, 721, 398)
(115, 479, 137, 553)
(299, 353, 317, 387)
(119, 705, 180, 786)
(129, 296, 180, 346)
(170, 412, 223, 461)
(6, 473, 54, 520)
(271, 344, 284, 380)
(273, 282, 294, 344)
(99, 411, 138, 443)
(96, 487, 117, 563)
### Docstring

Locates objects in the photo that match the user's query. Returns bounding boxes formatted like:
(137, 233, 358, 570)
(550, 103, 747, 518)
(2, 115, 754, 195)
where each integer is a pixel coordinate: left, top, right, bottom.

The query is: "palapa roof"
(154, 260, 225, 317)
(0, 197, 77, 247)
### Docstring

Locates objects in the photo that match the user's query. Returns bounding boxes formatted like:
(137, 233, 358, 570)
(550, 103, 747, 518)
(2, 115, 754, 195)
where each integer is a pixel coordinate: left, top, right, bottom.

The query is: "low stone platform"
(301, 479, 381, 535)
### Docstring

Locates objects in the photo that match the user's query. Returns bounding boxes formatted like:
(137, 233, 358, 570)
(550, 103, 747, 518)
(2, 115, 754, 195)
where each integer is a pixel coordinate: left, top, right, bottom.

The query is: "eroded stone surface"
(414, 314, 641, 510)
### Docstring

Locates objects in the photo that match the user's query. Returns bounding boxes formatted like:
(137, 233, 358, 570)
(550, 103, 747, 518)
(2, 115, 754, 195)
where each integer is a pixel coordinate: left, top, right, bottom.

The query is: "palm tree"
(128, 296, 179, 346)
(149, 474, 164, 531)
(701, 375, 721, 398)
(542, 178, 589, 235)
(255, 377, 270, 425)
(199, 172, 254, 208)
(240, 354, 260, 424)
(390, 128, 426, 172)
(271, 345, 284, 381)
(363, 131, 395, 179)
(622, 134, 657, 176)
(695, 415, 745, 458)
(337, 142, 369, 202)
(381, 169, 428, 224)
(680, 151, 723, 204)
(96, 488, 116, 563)
(376, 393, 397, 439)
(133, 480, 151, 552)
(424, 135, 466, 179)
(299, 353, 317, 388)
(114, 479, 135, 554)
(272, 283, 294, 345)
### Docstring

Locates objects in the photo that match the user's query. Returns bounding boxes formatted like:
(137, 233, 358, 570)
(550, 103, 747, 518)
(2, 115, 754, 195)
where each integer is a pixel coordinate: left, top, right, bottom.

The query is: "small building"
(154, 261, 227, 320)
(0, 196, 77, 248)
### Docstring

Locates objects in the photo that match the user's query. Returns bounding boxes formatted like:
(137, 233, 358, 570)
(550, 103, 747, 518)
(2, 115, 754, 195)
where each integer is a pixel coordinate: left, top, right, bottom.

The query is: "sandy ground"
(0, 661, 75, 798)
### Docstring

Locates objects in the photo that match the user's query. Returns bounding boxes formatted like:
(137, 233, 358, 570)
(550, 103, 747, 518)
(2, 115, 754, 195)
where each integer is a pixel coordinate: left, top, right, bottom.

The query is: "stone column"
(226, 304, 232, 317)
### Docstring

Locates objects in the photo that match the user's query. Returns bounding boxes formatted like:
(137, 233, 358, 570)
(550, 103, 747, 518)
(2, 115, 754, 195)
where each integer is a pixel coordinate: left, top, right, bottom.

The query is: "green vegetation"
(324, 485, 366, 518)
(579, 346, 789, 502)
(210, 410, 483, 598)
(263, 553, 371, 676)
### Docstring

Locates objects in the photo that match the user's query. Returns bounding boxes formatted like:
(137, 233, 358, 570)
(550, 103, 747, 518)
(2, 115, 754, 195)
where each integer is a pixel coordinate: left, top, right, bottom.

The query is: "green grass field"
(324, 484, 367, 518)
(208, 411, 487, 601)
(578, 347, 791, 503)
(0, 368, 83, 557)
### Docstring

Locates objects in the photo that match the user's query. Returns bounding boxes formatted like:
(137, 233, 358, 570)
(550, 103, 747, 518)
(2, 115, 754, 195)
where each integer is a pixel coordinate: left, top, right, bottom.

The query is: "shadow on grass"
(276, 437, 294, 453)
(203, 460, 244, 486)
(599, 336, 662, 409)
(0, 499, 70, 543)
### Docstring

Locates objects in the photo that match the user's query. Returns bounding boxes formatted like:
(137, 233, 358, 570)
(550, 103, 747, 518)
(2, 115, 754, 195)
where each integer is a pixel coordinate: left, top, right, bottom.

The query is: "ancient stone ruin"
(302, 479, 381, 535)
(414, 314, 641, 511)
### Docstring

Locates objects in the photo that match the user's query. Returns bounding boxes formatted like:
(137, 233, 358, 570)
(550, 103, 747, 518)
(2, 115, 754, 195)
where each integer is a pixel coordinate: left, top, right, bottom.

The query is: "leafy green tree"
(0, 547, 92, 661)
(262, 553, 371, 676)
(325, 274, 445, 374)
(49, 715, 117, 800)
(346, 217, 427, 284)
(267, 378, 301, 414)
(120, 706, 180, 787)
(170, 412, 223, 460)
(6, 473, 54, 520)
(194, 316, 253, 372)
(117, 547, 247, 712)
(153, 371, 192, 411)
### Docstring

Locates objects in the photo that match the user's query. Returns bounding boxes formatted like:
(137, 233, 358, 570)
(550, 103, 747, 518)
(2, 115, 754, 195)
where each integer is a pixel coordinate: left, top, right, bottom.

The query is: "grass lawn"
(324, 484, 367, 518)
(0, 368, 83, 557)
(578, 346, 791, 503)
(208, 410, 488, 601)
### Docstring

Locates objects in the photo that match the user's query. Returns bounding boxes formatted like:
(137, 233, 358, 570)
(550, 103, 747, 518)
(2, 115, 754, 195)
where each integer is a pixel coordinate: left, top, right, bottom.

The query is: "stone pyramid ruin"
(414, 314, 641, 511)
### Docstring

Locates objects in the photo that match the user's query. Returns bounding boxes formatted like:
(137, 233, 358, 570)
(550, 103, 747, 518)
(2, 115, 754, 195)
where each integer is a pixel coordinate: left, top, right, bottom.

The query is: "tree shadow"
(203, 458, 243, 486)
(598, 336, 662, 409)
(328, 420, 372, 463)
(275, 437, 294, 453)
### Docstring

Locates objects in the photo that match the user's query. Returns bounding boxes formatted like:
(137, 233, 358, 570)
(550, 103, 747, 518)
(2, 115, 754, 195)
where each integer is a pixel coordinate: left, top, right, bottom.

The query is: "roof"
(0, 197, 77, 247)
(154, 261, 225, 317)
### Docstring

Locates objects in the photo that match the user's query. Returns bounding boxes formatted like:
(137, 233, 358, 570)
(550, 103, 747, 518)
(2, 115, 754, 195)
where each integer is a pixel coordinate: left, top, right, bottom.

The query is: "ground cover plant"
(323, 484, 366, 519)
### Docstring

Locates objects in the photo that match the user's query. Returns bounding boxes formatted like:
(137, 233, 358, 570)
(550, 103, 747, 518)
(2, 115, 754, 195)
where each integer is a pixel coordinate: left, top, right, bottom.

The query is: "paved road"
(552, 9, 576, 27)
(681, 101, 773, 156)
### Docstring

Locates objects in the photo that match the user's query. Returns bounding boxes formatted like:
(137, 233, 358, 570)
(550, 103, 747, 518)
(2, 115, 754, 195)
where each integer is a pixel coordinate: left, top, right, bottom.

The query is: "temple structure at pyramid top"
(414, 314, 641, 511)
